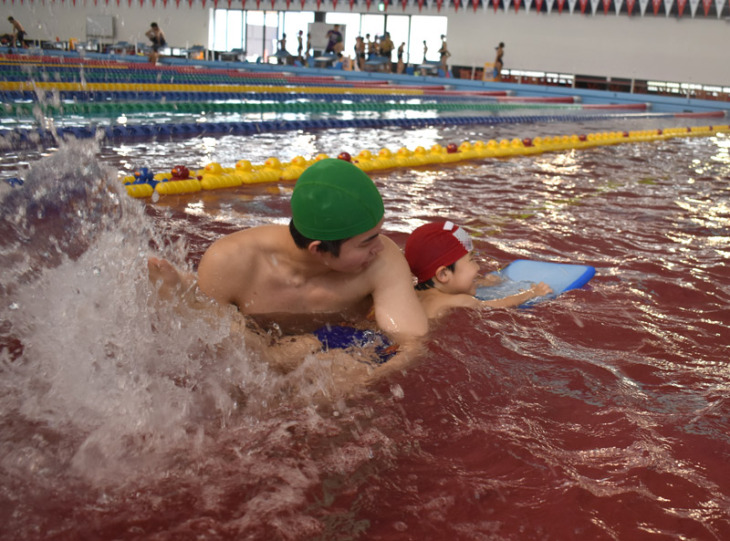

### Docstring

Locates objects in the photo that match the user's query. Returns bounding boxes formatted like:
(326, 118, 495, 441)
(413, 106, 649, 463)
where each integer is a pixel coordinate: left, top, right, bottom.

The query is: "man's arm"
(370, 237, 429, 340)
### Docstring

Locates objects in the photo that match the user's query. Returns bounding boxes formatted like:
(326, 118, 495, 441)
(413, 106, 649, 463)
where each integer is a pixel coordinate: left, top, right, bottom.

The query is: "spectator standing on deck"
(397, 42, 406, 74)
(438, 34, 451, 75)
(145, 22, 166, 64)
(7, 17, 27, 49)
(494, 42, 505, 80)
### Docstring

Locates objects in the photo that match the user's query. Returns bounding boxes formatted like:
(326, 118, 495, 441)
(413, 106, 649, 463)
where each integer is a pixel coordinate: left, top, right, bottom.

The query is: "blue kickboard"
(475, 259, 595, 303)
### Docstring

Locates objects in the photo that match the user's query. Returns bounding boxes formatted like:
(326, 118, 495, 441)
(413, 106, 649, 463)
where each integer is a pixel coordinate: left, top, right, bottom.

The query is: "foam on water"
(0, 140, 398, 540)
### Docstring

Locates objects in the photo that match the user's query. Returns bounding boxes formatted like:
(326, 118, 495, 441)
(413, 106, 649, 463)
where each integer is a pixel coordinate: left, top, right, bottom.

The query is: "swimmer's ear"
(307, 240, 323, 256)
(433, 265, 451, 284)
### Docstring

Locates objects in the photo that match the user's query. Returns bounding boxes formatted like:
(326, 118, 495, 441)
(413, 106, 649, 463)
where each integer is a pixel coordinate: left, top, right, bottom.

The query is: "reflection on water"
(1, 126, 730, 539)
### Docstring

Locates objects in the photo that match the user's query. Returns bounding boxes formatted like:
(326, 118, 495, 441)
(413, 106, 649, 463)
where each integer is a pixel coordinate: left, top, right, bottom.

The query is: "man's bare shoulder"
(198, 224, 289, 303)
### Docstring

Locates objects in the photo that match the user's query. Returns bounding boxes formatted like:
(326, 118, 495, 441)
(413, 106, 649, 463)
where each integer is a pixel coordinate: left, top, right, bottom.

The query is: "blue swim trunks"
(313, 325, 398, 364)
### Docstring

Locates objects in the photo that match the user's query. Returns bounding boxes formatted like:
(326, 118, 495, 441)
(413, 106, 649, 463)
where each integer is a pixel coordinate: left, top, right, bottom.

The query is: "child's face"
(449, 253, 481, 295)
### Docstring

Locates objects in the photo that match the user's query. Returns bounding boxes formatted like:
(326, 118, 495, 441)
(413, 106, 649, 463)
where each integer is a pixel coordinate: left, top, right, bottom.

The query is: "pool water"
(1, 120, 729, 539)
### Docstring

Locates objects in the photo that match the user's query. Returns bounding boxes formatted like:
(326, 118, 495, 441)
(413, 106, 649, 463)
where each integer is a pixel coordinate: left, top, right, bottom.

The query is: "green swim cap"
(291, 159, 384, 241)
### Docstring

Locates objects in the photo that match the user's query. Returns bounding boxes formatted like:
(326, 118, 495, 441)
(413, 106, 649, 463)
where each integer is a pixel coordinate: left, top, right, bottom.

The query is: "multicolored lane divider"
(119, 125, 729, 199)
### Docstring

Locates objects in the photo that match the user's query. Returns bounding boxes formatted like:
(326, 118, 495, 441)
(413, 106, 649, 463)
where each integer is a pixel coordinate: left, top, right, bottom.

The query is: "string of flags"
(2, 0, 726, 17)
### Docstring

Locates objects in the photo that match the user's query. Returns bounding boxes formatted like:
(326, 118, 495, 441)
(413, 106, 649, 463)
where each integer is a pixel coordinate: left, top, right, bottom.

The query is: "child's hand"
(530, 282, 552, 297)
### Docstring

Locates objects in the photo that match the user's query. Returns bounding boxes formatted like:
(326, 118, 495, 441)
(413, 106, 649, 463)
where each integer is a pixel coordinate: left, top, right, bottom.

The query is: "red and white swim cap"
(405, 221, 473, 284)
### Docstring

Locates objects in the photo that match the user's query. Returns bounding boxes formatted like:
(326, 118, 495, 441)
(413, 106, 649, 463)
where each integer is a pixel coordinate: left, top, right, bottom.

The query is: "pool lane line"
(0, 111, 686, 148)
(115, 124, 729, 199)
(0, 100, 583, 118)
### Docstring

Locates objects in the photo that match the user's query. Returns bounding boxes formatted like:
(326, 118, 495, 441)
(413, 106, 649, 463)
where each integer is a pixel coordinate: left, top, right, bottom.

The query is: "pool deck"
(2, 47, 728, 116)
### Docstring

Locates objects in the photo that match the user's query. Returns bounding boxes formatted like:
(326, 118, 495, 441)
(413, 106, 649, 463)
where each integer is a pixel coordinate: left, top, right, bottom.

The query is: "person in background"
(379, 32, 394, 72)
(297, 30, 303, 61)
(355, 36, 366, 71)
(438, 34, 451, 75)
(422, 40, 428, 62)
(325, 24, 344, 55)
(397, 42, 406, 74)
(405, 221, 551, 320)
(145, 22, 166, 64)
(494, 41, 505, 80)
(7, 17, 27, 49)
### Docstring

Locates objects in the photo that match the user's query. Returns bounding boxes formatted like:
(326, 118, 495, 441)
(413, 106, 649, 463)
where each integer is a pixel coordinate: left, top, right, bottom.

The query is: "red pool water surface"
(1, 125, 729, 540)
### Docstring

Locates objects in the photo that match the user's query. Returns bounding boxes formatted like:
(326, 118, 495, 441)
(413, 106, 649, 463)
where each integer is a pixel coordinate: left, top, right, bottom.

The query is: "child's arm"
(480, 281, 552, 308)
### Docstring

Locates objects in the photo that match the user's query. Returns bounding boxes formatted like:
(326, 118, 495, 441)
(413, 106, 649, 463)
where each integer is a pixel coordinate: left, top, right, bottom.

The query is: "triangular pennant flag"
(545, 0, 555, 12)
(175, 0, 181, 7)
(590, 0, 600, 13)
(256, 0, 262, 7)
(714, 0, 725, 16)
(652, 0, 661, 14)
(437, 0, 443, 9)
(536, 0, 544, 9)
(557, 0, 566, 12)
(514, 0, 521, 10)
(383, 0, 388, 9)
(701, 0, 711, 13)
(638, 0, 649, 14)
(418, 0, 424, 9)
(579, 0, 588, 12)
(350, 0, 356, 8)
(524, 0, 533, 10)
(602, 0, 610, 12)
(662, 0, 672, 13)
(189, 0, 194, 7)
(402, 0, 409, 9)
(625, 0, 635, 11)
(614, 0, 623, 12)
(688, 0, 700, 15)
(271, 0, 275, 7)
(453, 0, 460, 10)
(493, 0, 499, 11)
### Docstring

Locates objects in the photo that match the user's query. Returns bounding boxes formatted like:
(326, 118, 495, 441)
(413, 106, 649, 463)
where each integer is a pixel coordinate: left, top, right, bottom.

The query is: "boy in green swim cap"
(149, 158, 428, 375)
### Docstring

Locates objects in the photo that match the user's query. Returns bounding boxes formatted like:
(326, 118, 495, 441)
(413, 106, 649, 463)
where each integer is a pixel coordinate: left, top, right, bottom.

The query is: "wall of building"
(4, 3, 729, 86)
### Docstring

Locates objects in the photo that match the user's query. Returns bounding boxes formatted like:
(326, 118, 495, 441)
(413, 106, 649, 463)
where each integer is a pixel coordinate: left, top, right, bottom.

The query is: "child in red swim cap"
(404, 221, 551, 319)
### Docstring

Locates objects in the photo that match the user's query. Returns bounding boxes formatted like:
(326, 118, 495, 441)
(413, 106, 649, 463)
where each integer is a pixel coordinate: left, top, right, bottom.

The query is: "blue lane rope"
(0, 112, 677, 148)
